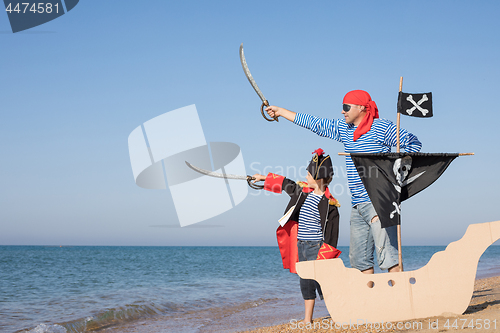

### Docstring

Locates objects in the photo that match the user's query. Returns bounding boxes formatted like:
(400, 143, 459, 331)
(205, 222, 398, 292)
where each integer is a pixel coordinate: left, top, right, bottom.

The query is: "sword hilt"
(261, 100, 279, 122)
(247, 176, 264, 190)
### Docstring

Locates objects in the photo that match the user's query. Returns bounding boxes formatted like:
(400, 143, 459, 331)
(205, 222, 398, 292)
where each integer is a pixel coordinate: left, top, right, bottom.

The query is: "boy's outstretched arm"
(253, 173, 300, 198)
(265, 106, 296, 122)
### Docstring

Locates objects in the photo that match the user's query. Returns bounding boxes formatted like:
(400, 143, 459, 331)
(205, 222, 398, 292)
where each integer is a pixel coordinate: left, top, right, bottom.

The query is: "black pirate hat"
(307, 148, 334, 180)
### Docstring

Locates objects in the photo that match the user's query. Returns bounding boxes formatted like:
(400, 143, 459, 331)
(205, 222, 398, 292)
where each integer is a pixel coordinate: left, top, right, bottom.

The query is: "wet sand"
(239, 275, 500, 333)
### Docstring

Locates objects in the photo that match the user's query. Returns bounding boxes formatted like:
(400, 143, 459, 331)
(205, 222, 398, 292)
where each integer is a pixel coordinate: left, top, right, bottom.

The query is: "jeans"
(349, 202, 399, 271)
(297, 239, 323, 300)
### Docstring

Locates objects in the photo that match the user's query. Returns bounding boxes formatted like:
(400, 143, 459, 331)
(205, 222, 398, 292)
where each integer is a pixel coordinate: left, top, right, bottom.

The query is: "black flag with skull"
(397, 92, 433, 117)
(350, 153, 458, 228)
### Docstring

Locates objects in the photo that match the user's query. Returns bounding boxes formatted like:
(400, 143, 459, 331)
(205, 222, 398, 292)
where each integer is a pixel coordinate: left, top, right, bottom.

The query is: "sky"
(1, 0, 499, 246)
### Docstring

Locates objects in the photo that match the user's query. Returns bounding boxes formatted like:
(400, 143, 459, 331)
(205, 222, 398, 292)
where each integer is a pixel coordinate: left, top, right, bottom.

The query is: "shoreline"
(102, 274, 500, 333)
(238, 275, 500, 333)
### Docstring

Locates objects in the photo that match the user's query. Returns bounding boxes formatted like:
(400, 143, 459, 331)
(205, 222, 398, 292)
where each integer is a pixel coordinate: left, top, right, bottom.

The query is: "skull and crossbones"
(390, 156, 425, 218)
(390, 202, 401, 219)
(392, 156, 425, 193)
(406, 94, 429, 116)
(394, 156, 412, 186)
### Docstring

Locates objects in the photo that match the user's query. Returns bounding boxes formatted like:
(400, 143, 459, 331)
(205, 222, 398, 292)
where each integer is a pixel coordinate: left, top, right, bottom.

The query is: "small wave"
(18, 298, 280, 333)
(58, 302, 179, 332)
(16, 302, 182, 333)
(22, 323, 67, 333)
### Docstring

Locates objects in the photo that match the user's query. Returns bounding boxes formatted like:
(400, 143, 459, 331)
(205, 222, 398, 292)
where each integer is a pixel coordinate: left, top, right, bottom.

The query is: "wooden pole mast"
(397, 78, 402, 152)
(397, 77, 403, 272)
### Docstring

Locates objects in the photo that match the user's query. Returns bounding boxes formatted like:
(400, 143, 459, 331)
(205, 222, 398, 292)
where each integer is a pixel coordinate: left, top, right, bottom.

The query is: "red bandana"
(343, 90, 379, 141)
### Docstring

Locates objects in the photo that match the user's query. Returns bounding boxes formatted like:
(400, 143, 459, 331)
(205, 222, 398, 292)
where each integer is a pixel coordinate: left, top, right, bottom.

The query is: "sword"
(239, 43, 278, 122)
(185, 161, 264, 190)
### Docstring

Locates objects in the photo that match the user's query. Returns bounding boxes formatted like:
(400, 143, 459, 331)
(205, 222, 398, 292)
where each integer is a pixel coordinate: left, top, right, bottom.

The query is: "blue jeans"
(297, 239, 323, 300)
(349, 202, 399, 271)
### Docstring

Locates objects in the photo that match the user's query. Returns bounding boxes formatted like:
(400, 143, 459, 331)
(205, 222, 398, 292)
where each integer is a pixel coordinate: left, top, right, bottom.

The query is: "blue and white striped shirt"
(297, 193, 323, 241)
(294, 113, 422, 206)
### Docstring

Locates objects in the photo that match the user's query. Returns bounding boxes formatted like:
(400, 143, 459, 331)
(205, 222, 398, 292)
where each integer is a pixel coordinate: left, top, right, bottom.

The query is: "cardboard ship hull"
(296, 220, 500, 323)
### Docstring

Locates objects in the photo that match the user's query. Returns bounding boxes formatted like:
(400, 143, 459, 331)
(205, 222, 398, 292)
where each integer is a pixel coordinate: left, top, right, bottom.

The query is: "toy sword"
(239, 43, 278, 122)
(185, 161, 264, 190)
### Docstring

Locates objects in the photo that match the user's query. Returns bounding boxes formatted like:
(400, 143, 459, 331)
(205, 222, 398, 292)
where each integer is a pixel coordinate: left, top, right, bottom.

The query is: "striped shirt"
(297, 193, 323, 241)
(294, 113, 422, 206)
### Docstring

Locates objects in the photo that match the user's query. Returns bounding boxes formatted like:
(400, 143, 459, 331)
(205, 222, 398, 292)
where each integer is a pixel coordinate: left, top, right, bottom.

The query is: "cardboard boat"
(296, 220, 500, 323)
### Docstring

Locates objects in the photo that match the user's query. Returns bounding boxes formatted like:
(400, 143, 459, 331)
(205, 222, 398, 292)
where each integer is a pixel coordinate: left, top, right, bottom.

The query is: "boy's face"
(306, 172, 318, 187)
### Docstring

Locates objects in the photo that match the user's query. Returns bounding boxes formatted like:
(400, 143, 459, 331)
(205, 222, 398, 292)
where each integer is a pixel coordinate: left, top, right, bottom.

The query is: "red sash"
(316, 243, 342, 260)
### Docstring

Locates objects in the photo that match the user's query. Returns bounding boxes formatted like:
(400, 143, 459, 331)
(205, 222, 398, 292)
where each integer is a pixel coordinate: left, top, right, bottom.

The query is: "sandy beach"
(239, 275, 500, 333)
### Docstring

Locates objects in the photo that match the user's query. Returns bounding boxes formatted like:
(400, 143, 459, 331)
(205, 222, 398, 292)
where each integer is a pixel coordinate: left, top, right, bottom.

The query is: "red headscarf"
(343, 90, 379, 141)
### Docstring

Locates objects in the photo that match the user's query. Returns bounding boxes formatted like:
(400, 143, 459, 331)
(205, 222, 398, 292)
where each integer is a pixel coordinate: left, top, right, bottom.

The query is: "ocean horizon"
(2, 245, 500, 333)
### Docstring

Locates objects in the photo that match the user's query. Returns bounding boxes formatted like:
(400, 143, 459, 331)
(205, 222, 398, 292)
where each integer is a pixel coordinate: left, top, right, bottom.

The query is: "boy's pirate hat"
(307, 148, 334, 180)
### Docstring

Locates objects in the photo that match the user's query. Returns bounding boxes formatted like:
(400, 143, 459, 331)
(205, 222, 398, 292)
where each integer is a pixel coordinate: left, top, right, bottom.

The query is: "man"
(265, 90, 422, 274)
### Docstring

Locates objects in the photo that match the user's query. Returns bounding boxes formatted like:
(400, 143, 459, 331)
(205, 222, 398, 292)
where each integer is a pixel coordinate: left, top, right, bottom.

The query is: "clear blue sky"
(1, 0, 499, 246)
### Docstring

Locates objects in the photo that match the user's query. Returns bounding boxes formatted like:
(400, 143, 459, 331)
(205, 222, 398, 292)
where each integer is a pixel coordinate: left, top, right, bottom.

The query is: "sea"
(1, 245, 500, 333)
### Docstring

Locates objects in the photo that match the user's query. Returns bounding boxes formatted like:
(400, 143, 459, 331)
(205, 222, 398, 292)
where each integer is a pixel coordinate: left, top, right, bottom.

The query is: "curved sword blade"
(239, 43, 267, 103)
(185, 161, 249, 180)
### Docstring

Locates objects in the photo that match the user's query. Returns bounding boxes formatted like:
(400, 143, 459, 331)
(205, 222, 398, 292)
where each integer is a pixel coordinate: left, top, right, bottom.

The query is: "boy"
(253, 148, 341, 324)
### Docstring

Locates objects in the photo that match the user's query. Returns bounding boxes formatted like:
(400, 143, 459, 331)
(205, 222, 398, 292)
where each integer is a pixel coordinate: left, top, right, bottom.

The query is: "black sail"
(351, 153, 457, 228)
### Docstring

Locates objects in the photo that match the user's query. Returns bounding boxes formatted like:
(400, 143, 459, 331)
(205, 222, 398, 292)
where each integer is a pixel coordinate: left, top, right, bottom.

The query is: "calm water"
(1, 245, 499, 333)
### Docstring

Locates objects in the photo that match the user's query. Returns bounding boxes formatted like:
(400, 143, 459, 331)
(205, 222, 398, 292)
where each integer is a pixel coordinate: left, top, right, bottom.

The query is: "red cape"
(276, 221, 299, 274)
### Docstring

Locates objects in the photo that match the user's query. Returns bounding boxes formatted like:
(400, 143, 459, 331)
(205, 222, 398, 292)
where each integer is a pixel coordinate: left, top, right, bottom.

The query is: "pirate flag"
(397, 92, 433, 117)
(351, 153, 458, 228)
